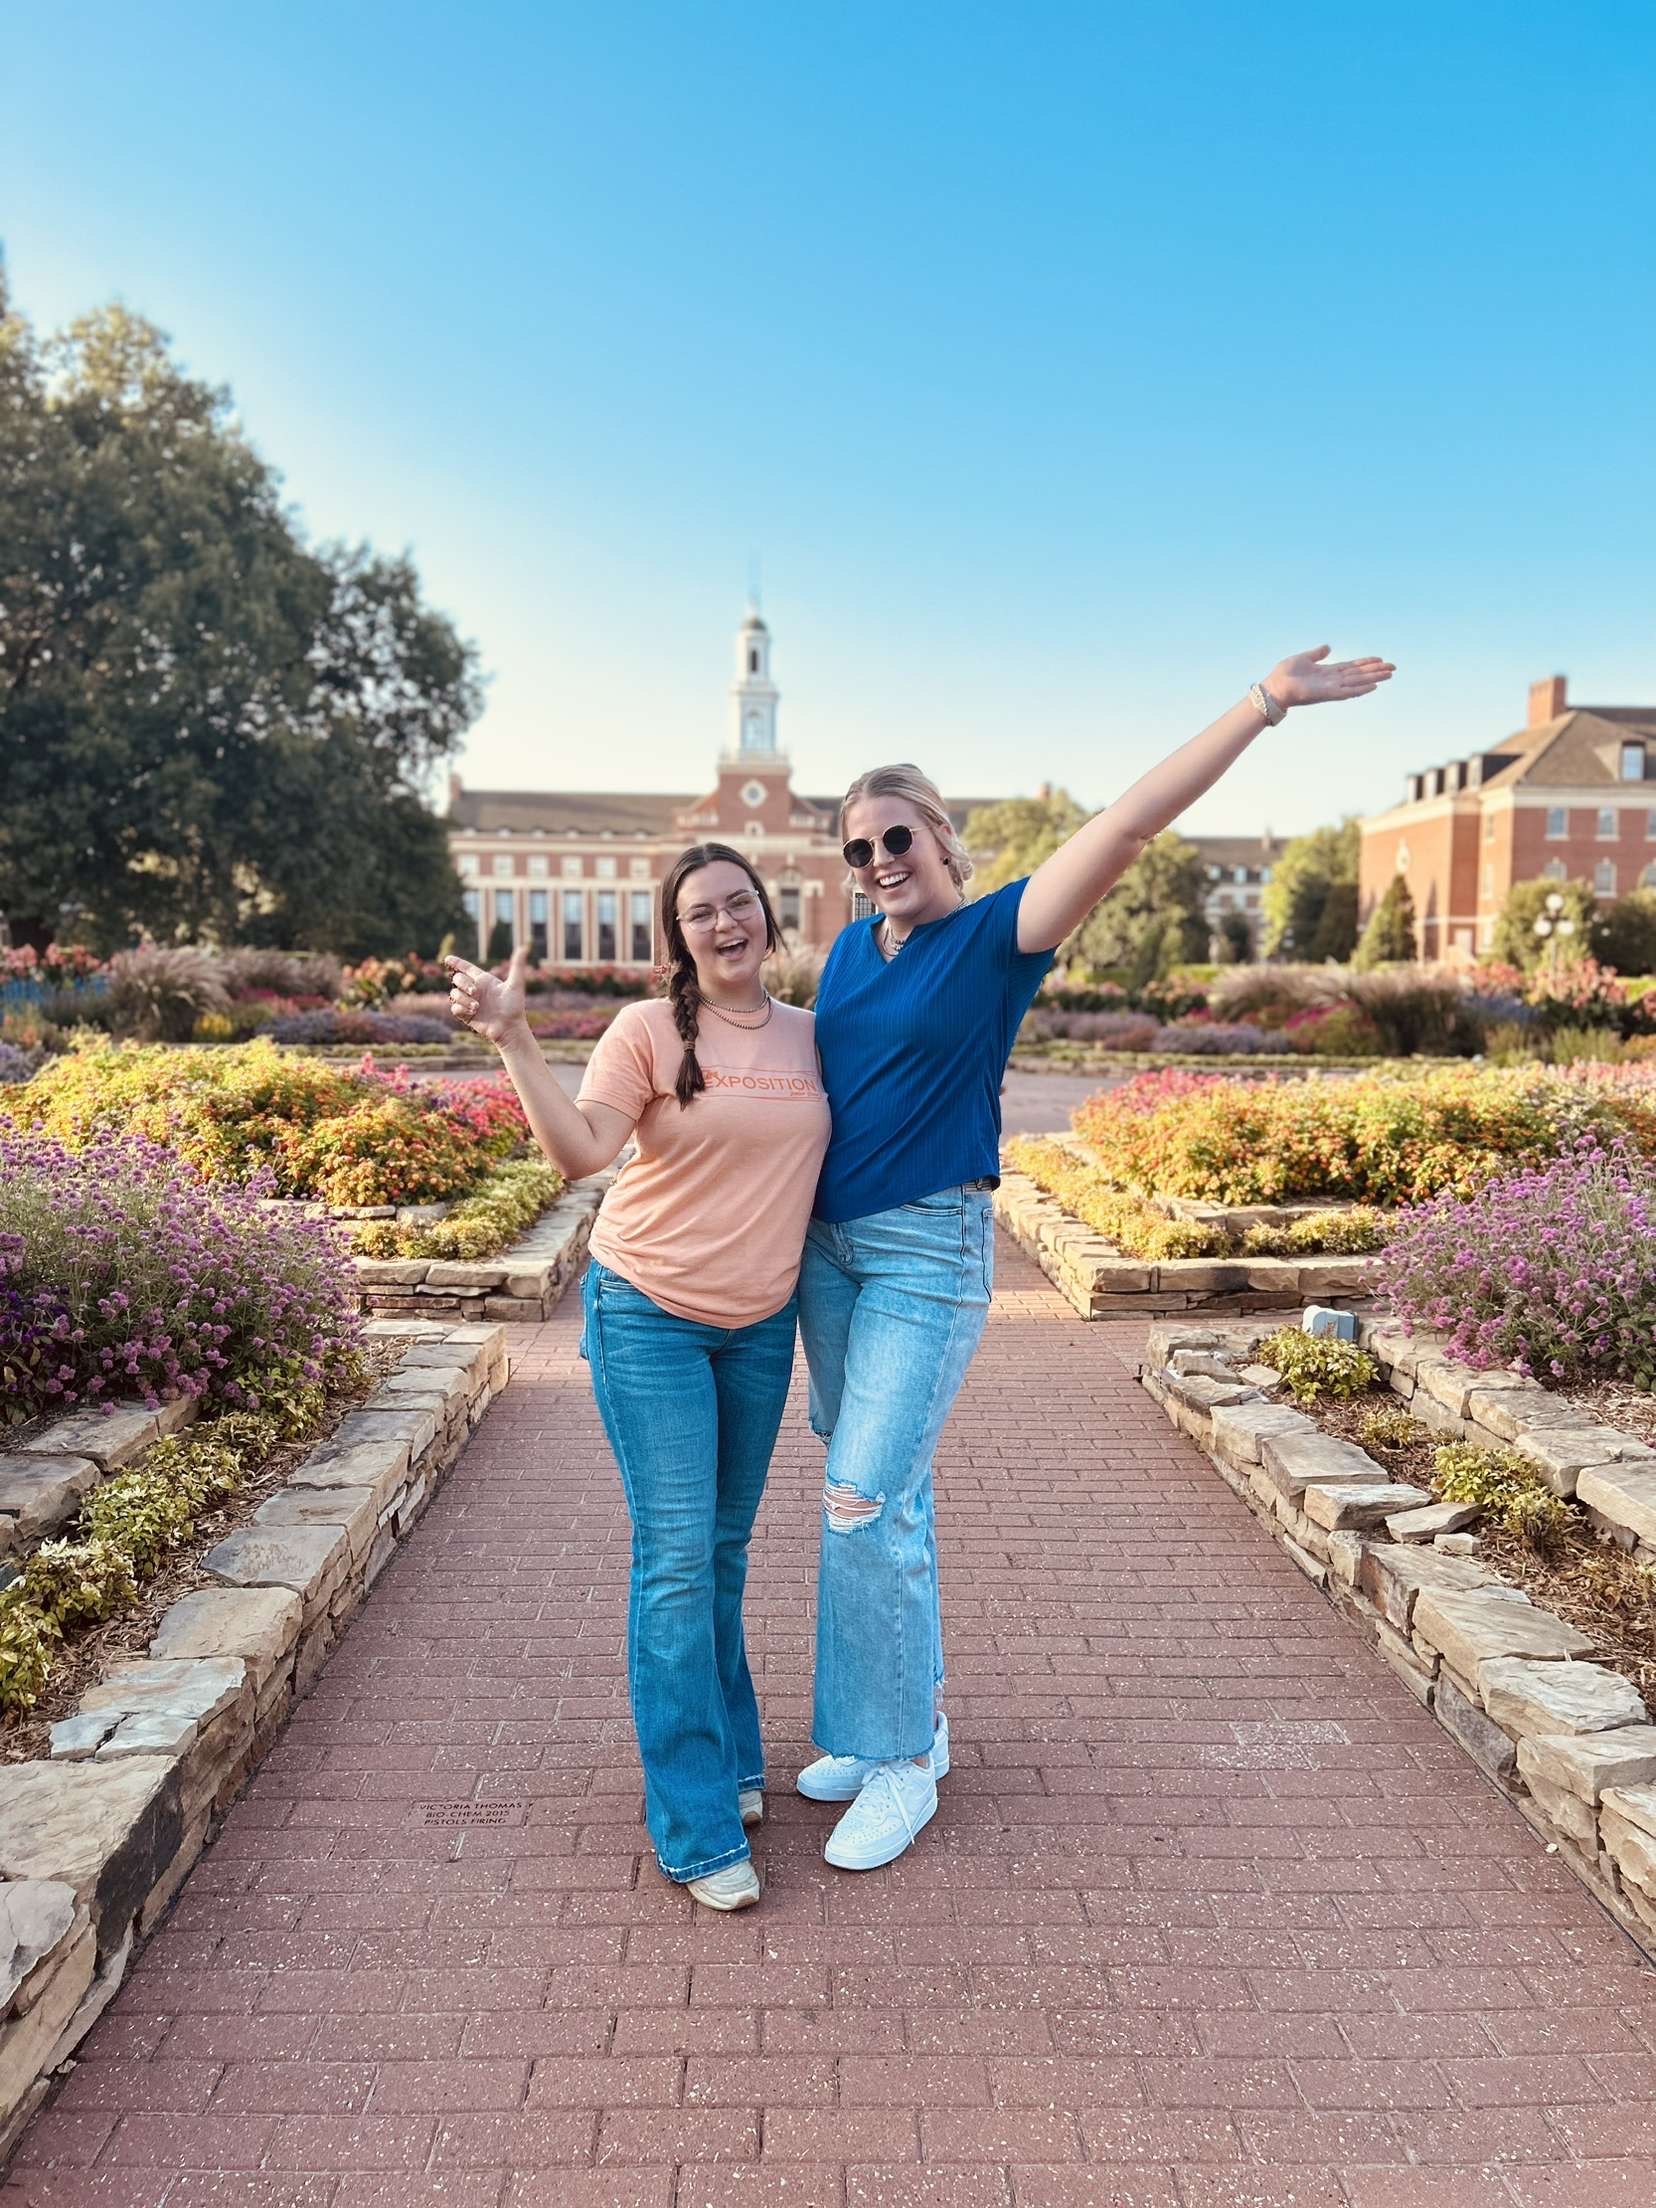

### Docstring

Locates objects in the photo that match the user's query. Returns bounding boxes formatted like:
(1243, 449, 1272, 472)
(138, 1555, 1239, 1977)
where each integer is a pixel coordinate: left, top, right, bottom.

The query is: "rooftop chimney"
(447, 771, 464, 810)
(1528, 674, 1567, 727)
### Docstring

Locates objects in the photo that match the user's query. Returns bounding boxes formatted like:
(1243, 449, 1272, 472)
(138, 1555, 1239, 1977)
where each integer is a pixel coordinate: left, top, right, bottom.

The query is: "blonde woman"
(795, 647, 1394, 1869)
(448, 843, 830, 1910)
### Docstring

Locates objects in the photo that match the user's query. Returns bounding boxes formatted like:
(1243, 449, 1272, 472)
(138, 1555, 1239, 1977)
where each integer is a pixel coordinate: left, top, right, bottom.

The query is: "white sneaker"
(686, 1860, 761, 1910)
(823, 1758, 938, 1871)
(797, 1714, 951, 1803)
(738, 1787, 764, 1829)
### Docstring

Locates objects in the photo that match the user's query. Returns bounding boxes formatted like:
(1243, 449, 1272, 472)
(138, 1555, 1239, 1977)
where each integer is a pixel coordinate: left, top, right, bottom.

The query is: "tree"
(1072, 831, 1209, 989)
(0, 277, 482, 954)
(1595, 890, 1656, 978)
(1352, 874, 1417, 969)
(1491, 878, 1602, 972)
(486, 917, 515, 964)
(963, 787, 1088, 895)
(1259, 819, 1360, 961)
(1215, 911, 1254, 963)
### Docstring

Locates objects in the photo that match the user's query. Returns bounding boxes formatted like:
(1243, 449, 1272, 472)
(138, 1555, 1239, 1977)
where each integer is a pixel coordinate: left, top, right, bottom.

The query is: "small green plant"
(1359, 1403, 1430, 1452)
(1432, 1441, 1571, 1554)
(1240, 1207, 1388, 1256)
(1256, 1326, 1378, 1405)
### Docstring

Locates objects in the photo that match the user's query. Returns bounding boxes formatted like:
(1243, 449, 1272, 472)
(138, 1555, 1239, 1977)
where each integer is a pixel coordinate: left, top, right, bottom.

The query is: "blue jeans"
(581, 1259, 798, 1881)
(797, 1189, 994, 1763)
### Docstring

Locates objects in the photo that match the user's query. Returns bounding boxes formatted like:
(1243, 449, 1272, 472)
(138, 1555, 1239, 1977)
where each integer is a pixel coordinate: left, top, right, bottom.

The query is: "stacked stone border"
(1141, 1315, 1656, 1967)
(0, 1316, 509, 2165)
(2, 1401, 200, 1575)
(352, 1173, 610, 1323)
(994, 1166, 1379, 1319)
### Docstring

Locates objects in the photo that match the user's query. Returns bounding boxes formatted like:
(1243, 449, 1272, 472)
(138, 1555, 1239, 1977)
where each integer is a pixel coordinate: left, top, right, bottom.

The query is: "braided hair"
(658, 843, 782, 1110)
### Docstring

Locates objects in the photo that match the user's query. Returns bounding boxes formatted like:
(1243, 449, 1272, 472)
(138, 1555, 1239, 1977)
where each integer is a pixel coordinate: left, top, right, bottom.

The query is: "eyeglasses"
(678, 890, 761, 932)
(842, 824, 915, 870)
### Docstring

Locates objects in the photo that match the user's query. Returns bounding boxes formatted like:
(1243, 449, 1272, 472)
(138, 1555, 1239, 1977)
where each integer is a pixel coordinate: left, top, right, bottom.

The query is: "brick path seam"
(9, 1234, 1656, 2207)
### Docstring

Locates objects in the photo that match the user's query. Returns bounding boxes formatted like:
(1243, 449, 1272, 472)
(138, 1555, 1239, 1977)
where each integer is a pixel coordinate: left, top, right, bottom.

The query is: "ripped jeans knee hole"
(823, 1480, 884, 1534)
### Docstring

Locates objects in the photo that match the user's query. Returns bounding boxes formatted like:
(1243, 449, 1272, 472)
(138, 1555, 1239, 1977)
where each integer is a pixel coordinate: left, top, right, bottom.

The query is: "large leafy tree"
(965, 792, 1207, 983)
(1259, 818, 1360, 961)
(0, 279, 480, 954)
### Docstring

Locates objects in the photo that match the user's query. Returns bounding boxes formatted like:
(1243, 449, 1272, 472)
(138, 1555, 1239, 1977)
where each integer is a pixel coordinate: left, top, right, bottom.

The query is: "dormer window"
(1623, 743, 1646, 782)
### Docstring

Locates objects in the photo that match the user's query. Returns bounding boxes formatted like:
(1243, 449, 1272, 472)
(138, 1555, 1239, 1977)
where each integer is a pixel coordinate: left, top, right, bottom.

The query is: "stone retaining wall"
(1356, 1315, 1656, 1561)
(353, 1174, 610, 1323)
(994, 1168, 1379, 1320)
(1141, 1319, 1656, 1964)
(0, 1401, 199, 1573)
(0, 1317, 508, 2165)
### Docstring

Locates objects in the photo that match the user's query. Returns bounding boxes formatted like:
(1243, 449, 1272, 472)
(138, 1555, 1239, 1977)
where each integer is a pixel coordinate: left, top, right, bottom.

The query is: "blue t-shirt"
(813, 877, 1056, 1224)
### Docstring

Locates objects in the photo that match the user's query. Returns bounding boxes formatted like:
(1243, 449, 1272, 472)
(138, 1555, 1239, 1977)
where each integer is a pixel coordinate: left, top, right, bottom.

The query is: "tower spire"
(730, 602, 780, 759)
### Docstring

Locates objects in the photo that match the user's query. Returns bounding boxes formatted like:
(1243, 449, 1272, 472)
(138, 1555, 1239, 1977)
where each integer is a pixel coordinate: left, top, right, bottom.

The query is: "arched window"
(749, 648, 760, 674)
(1543, 858, 1567, 881)
(1640, 864, 1656, 890)
(1595, 860, 1617, 895)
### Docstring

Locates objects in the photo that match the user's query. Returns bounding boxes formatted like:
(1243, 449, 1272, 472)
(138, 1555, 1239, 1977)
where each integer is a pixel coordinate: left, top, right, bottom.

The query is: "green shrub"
(1003, 1139, 1225, 1259)
(351, 1160, 564, 1260)
(1359, 1403, 1430, 1452)
(1256, 1327, 1377, 1404)
(1432, 1441, 1571, 1553)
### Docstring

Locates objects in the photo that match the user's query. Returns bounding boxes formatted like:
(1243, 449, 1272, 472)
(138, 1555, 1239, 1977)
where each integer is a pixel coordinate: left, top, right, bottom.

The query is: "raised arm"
(1016, 647, 1394, 954)
(446, 949, 635, 1180)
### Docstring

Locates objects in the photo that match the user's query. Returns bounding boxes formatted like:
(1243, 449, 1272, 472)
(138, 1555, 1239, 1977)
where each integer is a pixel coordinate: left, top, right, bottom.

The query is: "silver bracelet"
(1248, 679, 1286, 727)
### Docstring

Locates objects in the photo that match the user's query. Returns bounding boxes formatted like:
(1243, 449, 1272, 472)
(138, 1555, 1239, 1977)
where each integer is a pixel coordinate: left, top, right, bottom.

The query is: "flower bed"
(1072, 1062, 1656, 1208)
(1, 1041, 532, 1209)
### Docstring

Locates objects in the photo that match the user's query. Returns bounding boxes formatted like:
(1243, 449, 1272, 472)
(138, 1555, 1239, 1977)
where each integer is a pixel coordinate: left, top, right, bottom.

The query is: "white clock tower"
(729, 606, 782, 760)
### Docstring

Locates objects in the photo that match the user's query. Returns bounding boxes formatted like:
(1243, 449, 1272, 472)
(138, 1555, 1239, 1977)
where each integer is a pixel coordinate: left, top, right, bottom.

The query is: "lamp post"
(1533, 891, 1576, 981)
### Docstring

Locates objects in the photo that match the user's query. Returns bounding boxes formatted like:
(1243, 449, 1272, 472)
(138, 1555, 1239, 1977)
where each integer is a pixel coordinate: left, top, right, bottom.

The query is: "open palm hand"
(1270, 645, 1395, 709)
(445, 946, 528, 1043)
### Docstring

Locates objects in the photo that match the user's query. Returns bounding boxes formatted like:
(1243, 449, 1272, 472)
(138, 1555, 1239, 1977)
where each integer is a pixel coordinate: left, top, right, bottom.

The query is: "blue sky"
(6, 1, 1653, 836)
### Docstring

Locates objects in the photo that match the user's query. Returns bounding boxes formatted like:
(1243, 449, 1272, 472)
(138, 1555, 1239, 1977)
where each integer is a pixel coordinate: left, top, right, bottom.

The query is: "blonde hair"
(839, 763, 974, 890)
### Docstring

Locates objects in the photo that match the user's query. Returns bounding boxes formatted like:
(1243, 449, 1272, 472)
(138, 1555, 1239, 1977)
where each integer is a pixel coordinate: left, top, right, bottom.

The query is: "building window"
(492, 889, 514, 944)
(749, 647, 760, 674)
(1596, 860, 1617, 896)
(562, 856, 581, 878)
(1598, 807, 1618, 839)
(562, 890, 583, 961)
(630, 858, 651, 879)
(1545, 807, 1568, 839)
(1233, 865, 1248, 884)
(1642, 864, 1656, 890)
(629, 891, 652, 964)
(1544, 858, 1567, 881)
(596, 857, 617, 880)
(779, 884, 802, 932)
(1622, 743, 1646, 781)
(528, 855, 549, 879)
(743, 780, 767, 809)
(491, 853, 513, 878)
(459, 852, 480, 877)
(597, 890, 618, 962)
(461, 888, 480, 927)
(528, 888, 549, 962)
(1483, 812, 1495, 842)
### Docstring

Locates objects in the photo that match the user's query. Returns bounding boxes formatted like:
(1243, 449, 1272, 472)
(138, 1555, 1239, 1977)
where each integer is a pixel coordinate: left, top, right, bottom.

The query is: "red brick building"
(447, 610, 989, 966)
(1358, 676, 1656, 961)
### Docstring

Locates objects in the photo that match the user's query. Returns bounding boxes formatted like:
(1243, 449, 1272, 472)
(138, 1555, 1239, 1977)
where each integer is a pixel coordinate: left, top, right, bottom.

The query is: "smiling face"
(674, 858, 773, 1001)
(842, 797, 961, 932)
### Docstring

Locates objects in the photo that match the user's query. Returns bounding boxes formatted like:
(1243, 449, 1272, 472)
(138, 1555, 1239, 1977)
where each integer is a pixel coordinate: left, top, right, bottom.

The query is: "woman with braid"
(446, 843, 828, 1911)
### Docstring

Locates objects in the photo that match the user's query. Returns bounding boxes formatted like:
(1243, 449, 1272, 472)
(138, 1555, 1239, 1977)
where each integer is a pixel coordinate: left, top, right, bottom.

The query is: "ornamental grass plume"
(1380, 1139, 1656, 1390)
(0, 1129, 362, 1423)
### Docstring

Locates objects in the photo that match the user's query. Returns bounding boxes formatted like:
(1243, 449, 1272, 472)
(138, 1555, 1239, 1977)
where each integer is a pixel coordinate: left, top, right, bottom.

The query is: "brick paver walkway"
(11, 1237, 1656, 2207)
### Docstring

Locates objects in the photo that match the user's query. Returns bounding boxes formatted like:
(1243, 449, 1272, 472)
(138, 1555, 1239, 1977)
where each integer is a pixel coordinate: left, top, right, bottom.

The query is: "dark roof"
(447, 789, 695, 836)
(1480, 710, 1656, 792)
(1185, 834, 1278, 869)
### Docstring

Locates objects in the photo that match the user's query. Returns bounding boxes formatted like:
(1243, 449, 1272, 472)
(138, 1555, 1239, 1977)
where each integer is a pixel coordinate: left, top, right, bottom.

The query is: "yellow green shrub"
(1257, 1327, 1378, 1405)
(1432, 1441, 1571, 1553)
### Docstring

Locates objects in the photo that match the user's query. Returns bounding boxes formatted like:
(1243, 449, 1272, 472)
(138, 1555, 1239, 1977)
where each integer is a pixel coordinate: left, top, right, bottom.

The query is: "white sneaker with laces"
(686, 1860, 761, 1910)
(823, 1757, 938, 1871)
(797, 1714, 950, 1804)
(738, 1787, 764, 1828)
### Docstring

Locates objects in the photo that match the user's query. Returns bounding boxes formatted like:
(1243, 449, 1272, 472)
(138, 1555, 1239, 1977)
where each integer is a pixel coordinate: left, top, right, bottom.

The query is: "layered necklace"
(700, 988, 773, 1031)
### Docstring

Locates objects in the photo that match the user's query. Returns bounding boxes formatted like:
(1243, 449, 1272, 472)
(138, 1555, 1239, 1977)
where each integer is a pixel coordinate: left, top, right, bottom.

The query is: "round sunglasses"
(842, 824, 915, 870)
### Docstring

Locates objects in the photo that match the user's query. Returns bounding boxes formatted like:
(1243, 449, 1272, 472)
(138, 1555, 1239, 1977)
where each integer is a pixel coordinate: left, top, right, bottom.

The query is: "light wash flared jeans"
(581, 1259, 797, 1881)
(798, 1187, 994, 1763)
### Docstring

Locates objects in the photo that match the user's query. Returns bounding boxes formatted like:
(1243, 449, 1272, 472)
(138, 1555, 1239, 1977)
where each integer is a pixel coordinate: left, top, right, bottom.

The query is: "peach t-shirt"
(578, 996, 830, 1328)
